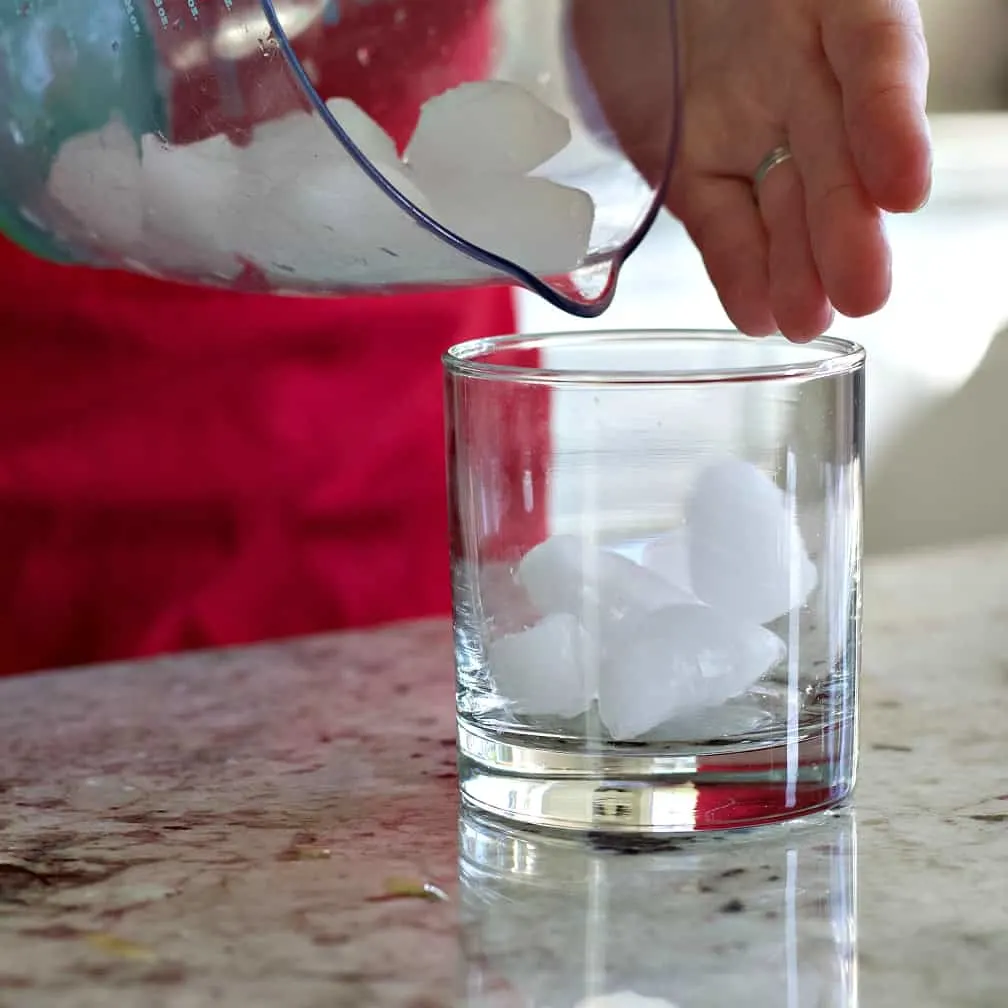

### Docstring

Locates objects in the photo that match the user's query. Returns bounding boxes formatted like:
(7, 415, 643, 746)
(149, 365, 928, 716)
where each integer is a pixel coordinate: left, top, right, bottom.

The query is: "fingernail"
(916, 119, 934, 210)
(919, 168, 934, 210)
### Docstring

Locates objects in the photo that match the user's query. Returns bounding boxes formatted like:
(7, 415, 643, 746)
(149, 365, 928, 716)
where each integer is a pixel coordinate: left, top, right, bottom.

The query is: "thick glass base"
(458, 718, 855, 834)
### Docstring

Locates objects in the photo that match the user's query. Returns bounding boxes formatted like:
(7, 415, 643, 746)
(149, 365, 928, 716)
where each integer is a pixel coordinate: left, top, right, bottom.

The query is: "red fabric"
(0, 0, 541, 676)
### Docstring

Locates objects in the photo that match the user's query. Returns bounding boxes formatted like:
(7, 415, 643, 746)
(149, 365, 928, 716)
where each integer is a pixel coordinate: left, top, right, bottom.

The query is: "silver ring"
(753, 145, 794, 196)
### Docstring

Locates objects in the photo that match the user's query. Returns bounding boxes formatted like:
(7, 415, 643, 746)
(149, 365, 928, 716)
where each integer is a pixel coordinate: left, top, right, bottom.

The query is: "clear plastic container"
(0, 0, 680, 315)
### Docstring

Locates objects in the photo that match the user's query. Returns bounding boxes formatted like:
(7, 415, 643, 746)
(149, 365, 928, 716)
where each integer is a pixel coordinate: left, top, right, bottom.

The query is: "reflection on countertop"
(460, 808, 855, 1007)
(0, 539, 1007, 1007)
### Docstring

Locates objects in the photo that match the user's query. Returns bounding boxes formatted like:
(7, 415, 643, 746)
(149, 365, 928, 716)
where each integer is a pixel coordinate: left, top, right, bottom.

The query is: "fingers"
(790, 56, 892, 318)
(821, 0, 932, 213)
(673, 176, 778, 337)
(676, 164, 841, 343)
(671, 0, 925, 340)
(755, 158, 834, 342)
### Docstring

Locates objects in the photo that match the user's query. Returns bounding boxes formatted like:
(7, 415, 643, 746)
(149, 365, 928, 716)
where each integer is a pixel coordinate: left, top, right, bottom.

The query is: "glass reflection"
(459, 808, 857, 1008)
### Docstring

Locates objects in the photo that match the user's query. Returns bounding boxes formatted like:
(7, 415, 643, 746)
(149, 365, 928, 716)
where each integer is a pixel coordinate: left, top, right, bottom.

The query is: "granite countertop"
(1, 539, 1006, 1008)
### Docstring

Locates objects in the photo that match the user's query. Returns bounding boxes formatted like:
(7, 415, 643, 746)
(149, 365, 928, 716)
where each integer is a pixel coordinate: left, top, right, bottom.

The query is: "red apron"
(0, 0, 541, 676)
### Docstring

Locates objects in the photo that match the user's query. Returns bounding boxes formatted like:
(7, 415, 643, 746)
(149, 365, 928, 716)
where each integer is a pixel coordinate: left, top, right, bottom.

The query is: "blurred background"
(508, 0, 1008, 558)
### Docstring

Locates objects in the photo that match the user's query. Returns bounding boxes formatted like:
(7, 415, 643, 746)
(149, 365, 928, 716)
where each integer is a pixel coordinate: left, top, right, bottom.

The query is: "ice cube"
(476, 562, 540, 636)
(641, 525, 694, 596)
(517, 535, 694, 634)
(165, 94, 586, 287)
(139, 133, 242, 279)
(326, 97, 401, 164)
(686, 459, 818, 625)
(234, 101, 428, 281)
(244, 100, 400, 183)
(405, 81, 572, 177)
(417, 170, 594, 277)
(223, 102, 438, 285)
(48, 118, 143, 253)
(599, 605, 786, 741)
(228, 155, 441, 287)
(240, 111, 332, 184)
(650, 697, 776, 742)
(230, 101, 541, 287)
(488, 614, 592, 719)
(576, 995, 681, 1008)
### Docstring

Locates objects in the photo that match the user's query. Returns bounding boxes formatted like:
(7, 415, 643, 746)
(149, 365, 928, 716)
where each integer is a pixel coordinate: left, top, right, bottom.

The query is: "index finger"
(821, 0, 932, 213)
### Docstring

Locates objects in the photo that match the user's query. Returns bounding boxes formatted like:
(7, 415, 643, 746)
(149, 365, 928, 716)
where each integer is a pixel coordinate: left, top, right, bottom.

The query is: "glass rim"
(443, 329, 866, 387)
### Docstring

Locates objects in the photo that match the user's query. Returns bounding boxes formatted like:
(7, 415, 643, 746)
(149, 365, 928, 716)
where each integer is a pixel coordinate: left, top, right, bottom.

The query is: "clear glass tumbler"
(444, 331, 864, 833)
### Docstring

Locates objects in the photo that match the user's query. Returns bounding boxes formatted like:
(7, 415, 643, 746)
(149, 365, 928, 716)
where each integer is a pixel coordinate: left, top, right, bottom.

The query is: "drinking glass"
(444, 331, 864, 833)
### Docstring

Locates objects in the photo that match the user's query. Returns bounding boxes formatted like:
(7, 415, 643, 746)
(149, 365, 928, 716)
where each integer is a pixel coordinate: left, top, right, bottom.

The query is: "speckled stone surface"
(1, 540, 1006, 1007)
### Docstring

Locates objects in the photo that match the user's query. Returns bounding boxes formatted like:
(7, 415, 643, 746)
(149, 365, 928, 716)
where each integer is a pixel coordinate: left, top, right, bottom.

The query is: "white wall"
(920, 0, 1008, 111)
(867, 327, 1008, 554)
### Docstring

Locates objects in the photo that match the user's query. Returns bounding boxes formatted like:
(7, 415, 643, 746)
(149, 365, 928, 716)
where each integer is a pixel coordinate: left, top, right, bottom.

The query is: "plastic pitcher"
(0, 1, 680, 316)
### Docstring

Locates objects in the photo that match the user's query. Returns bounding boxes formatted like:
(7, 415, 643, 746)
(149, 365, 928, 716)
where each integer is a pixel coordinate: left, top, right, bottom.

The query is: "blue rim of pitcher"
(260, 0, 681, 318)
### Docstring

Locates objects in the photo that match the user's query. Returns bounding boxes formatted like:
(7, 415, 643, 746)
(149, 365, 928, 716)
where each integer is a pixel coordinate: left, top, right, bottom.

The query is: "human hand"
(572, 0, 932, 341)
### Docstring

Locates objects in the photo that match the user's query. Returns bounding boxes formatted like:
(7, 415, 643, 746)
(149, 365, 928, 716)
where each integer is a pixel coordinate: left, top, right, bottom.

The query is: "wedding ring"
(753, 145, 794, 197)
